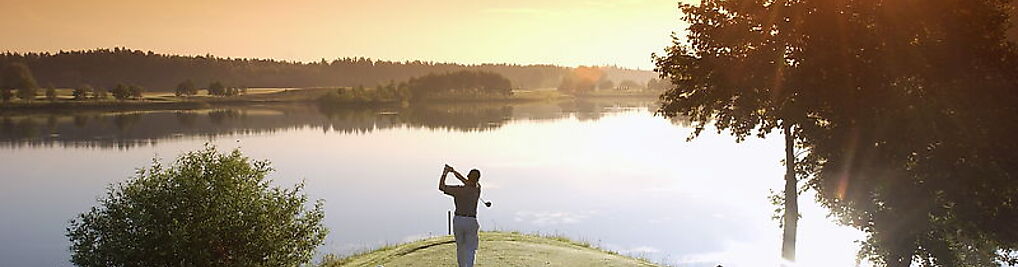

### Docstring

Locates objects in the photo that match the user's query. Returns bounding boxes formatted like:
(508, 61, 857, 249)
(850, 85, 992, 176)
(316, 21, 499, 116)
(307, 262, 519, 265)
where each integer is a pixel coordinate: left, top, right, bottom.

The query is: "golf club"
(479, 196, 492, 208)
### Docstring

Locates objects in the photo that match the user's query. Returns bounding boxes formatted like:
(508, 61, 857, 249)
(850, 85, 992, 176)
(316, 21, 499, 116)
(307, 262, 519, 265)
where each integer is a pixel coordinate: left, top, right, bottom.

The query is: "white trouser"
(452, 215, 479, 267)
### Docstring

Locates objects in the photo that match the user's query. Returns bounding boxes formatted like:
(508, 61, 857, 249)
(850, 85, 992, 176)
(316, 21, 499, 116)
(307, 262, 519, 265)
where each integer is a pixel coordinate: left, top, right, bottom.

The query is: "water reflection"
(0, 99, 658, 150)
(0, 97, 868, 267)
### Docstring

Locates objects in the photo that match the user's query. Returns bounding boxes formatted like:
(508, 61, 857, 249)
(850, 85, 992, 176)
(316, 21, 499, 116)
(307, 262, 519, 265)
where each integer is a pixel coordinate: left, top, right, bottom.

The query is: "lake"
(0, 99, 867, 267)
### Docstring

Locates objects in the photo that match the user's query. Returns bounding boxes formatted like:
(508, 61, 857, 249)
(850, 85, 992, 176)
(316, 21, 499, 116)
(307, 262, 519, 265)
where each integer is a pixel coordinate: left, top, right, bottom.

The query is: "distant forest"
(0, 48, 655, 92)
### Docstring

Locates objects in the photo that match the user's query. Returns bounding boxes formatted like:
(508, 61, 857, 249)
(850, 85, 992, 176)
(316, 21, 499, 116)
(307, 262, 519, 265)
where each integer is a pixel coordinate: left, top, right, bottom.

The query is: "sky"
(0, 0, 689, 69)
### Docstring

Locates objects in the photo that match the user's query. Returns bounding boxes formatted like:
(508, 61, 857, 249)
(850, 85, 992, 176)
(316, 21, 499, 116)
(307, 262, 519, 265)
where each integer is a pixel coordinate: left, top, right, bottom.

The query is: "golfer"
(439, 164, 481, 267)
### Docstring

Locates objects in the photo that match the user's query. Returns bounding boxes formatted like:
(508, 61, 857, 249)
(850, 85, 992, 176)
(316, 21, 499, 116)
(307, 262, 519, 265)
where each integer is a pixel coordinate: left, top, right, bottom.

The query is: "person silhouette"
(439, 164, 481, 267)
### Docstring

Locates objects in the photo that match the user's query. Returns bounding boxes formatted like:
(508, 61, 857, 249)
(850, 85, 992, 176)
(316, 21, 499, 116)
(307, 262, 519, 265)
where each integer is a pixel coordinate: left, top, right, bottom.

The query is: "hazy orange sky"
(1, 0, 688, 69)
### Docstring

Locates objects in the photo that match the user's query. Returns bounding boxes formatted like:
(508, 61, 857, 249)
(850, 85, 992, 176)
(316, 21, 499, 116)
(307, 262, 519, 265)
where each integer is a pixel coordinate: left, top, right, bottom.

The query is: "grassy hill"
(321, 231, 660, 267)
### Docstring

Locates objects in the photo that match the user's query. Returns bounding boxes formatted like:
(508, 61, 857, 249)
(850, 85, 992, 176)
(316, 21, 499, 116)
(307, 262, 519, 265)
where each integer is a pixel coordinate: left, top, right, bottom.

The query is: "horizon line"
(3, 47, 654, 72)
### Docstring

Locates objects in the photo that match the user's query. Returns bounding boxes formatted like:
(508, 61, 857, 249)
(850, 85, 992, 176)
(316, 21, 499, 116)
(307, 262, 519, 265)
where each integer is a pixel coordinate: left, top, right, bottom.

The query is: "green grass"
(319, 231, 660, 267)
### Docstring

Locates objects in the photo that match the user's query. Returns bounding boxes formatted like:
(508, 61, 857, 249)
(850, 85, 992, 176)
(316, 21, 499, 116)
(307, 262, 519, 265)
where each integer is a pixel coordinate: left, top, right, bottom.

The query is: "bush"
(66, 146, 328, 266)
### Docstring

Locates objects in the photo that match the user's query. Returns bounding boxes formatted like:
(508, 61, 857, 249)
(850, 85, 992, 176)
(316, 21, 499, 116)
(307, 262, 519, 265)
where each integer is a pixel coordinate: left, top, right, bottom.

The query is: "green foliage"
(66, 146, 328, 266)
(111, 83, 131, 100)
(175, 80, 197, 96)
(407, 70, 512, 101)
(655, 0, 807, 262)
(0, 48, 574, 91)
(208, 81, 225, 96)
(656, 0, 1018, 265)
(0, 62, 38, 91)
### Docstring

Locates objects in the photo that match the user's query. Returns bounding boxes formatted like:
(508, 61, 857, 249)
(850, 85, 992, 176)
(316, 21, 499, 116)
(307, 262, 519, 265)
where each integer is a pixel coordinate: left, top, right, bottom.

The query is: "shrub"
(66, 146, 328, 266)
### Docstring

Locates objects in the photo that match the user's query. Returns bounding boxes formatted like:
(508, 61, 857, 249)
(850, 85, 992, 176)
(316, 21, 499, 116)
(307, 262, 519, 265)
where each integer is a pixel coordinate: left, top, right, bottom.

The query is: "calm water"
(0, 100, 867, 267)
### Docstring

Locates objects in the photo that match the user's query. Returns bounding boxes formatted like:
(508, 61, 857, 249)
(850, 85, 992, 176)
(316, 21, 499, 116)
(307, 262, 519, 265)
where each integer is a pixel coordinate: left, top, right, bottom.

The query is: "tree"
(66, 146, 328, 266)
(111, 83, 130, 100)
(208, 81, 225, 96)
(2, 63, 40, 101)
(128, 85, 143, 99)
(175, 80, 196, 96)
(73, 85, 93, 101)
(557, 66, 601, 95)
(0, 63, 38, 93)
(45, 85, 57, 101)
(790, 1, 1018, 266)
(657, 0, 1018, 265)
(0, 48, 577, 92)
(654, 0, 819, 263)
(406, 71, 512, 101)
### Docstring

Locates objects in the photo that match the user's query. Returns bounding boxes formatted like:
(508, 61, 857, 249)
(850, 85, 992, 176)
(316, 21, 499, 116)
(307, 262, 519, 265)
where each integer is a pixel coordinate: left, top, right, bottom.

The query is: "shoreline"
(0, 89, 661, 114)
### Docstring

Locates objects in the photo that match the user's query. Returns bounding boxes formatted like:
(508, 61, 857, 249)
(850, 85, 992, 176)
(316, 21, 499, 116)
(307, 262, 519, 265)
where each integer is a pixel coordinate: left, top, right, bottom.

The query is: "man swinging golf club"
(439, 164, 488, 267)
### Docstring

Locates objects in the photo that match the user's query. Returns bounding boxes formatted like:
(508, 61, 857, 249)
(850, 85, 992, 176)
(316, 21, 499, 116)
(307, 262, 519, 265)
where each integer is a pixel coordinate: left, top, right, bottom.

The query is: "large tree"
(792, 0, 1018, 265)
(657, 0, 1018, 266)
(1, 63, 39, 101)
(655, 0, 812, 262)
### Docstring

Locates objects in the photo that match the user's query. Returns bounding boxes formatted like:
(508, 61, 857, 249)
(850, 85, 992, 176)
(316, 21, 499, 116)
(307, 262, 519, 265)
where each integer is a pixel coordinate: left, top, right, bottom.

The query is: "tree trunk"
(781, 124, 799, 264)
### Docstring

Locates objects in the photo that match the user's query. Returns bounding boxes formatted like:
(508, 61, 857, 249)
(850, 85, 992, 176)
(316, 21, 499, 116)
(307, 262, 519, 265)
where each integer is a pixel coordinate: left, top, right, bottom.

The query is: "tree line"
(0, 48, 578, 91)
(656, 0, 1018, 266)
(1, 61, 152, 101)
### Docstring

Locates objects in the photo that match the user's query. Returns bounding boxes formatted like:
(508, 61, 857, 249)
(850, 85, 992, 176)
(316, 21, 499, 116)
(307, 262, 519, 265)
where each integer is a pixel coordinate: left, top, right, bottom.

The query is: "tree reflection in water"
(0, 98, 664, 149)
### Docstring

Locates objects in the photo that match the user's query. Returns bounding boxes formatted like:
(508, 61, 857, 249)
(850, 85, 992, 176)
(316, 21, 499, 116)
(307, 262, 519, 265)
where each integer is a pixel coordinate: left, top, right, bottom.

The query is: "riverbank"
(0, 88, 659, 114)
(320, 231, 659, 267)
(0, 88, 335, 114)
